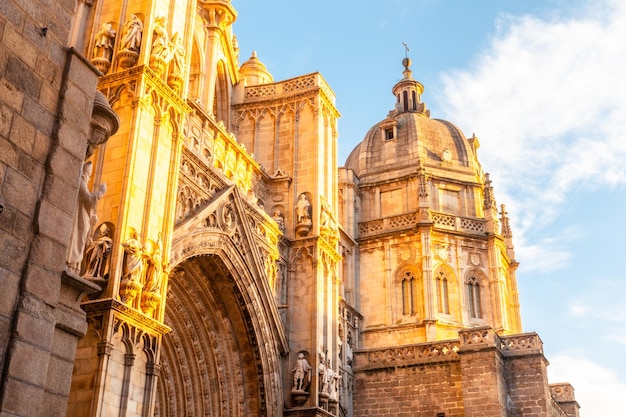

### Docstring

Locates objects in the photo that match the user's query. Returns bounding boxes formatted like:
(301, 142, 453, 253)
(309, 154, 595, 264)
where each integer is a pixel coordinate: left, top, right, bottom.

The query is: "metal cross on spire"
(402, 42, 410, 58)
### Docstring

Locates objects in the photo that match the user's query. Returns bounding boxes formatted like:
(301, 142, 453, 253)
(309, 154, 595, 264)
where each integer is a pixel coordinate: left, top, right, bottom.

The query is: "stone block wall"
(0, 0, 103, 414)
(353, 328, 578, 417)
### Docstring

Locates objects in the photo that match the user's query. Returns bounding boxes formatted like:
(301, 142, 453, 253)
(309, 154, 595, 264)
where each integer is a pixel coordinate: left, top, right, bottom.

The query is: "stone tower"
(341, 57, 522, 348)
(233, 53, 342, 414)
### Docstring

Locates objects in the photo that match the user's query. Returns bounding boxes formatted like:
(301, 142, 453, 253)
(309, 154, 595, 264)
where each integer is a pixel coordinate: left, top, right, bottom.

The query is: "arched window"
(466, 276, 481, 318)
(436, 271, 450, 314)
(401, 270, 417, 315)
(402, 91, 409, 111)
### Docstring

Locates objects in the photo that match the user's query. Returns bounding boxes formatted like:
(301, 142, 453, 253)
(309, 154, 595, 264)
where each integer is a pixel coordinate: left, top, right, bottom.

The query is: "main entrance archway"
(157, 187, 288, 416)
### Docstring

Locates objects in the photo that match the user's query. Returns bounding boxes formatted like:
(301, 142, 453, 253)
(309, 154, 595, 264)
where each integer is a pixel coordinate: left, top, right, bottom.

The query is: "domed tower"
(341, 58, 521, 348)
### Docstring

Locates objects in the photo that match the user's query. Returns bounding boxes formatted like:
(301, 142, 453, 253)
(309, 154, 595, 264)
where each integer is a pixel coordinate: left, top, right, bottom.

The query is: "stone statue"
(143, 233, 164, 293)
(296, 193, 311, 224)
(151, 16, 170, 60)
(120, 14, 143, 52)
(83, 223, 113, 279)
(317, 353, 327, 392)
(121, 227, 144, 282)
(93, 22, 116, 62)
(330, 369, 342, 400)
(272, 210, 285, 232)
(346, 331, 354, 368)
(291, 353, 311, 391)
(169, 32, 186, 76)
(66, 161, 106, 274)
(321, 359, 334, 395)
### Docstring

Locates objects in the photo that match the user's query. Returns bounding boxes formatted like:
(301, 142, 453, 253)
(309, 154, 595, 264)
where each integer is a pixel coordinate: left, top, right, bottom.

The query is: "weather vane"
(402, 42, 410, 58)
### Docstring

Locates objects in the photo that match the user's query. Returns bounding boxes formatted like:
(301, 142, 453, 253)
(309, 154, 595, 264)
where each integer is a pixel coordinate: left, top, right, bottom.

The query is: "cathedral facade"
(0, 0, 579, 416)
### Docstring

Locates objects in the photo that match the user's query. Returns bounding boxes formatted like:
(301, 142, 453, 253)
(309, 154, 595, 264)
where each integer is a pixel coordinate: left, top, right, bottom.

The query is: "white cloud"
(437, 0, 626, 269)
(548, 353, 626, 416)
(568, 303, 590, 317)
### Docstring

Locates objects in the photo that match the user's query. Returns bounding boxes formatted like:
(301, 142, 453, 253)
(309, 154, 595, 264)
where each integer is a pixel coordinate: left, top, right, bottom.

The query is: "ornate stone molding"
(81, 298, 171, 335)
(354, 340, 461, 371)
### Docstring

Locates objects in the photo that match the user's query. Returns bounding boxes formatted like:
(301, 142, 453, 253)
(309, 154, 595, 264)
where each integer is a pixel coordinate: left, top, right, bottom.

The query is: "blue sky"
(234, 1, 626, 414)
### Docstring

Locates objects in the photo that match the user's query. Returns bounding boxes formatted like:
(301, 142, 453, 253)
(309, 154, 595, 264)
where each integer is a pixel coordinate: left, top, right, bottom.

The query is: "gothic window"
(436, 271, 450, 314)
(401, 270, 418, 315)
(467, 275, 481, 318)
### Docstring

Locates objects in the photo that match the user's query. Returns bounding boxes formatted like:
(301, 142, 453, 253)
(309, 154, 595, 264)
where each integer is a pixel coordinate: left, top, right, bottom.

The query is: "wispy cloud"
(565, 278, 626, 345)
(437, 0, 626, 270)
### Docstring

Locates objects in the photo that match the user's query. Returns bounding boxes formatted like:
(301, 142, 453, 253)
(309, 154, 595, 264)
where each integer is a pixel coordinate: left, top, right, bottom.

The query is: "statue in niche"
(92, 22, 116, 62)
(272, 210, 285, 232)
(151, 16, 171, 60)
(317, 353, 327, 393)
(120, 14, 143, 52)
(143, 233, 164, 293)
(346, 331, 354, 368)
(169, 32, 185, 76)
(66, 161, 106, 274)
(330, 369, 342, 400)
(291, 353, 311, 392)
(296, 193, 311, 224)
(121, 227, 144, 283)
(320, 359, 335, 395)
(83, 223, 113, 280)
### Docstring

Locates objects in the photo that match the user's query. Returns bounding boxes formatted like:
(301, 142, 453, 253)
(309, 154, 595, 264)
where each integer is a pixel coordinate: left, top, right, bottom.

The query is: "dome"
(344, 61, 477, 179)
(239, 51, 274, 86)
(344, 113, 475, 178)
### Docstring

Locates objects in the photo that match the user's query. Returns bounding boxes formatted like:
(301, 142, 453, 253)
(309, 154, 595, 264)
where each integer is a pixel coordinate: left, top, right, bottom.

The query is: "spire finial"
(401, 42, 412, 78)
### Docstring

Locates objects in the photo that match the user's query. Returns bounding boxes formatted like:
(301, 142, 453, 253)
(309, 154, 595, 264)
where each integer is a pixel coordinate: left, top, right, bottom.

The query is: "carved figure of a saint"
(121, 14, 143, 52)
(272, 210, 285, 232)
(322, 359, 334, 394)
(330, 370, 342, 400)
(291, 353, 311, 391)
(169, 32, 186, 76)
(93, 22, 116, 62)
(66, 161, 106, 274)
(143, 234, 164, 293)
(121, 228, 143, 282)
(83, 223, 113, 279)
(318, 354, 327, 392)
(151, 16, 170, 60)
(296, 193, 311, 224)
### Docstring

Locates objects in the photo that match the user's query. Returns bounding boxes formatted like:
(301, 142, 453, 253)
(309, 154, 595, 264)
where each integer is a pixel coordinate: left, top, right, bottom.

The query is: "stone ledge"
(81, 298, 171, 335)
(354, 339, 461, 371)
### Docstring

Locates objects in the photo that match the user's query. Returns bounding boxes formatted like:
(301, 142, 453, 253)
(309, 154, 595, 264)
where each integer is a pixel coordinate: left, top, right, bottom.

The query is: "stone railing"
(432, 211, 485, 235)
(499, 333, 544, 356)
(358, 211, 485, 238)
(354, 340, 460, 371)
(358, 213, 417, 237)
(458, 327, 544, 357)
(245, 73, 326, 101)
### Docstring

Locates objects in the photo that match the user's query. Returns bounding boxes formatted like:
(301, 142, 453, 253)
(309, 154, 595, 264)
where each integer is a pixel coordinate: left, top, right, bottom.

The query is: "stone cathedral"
(0, 0, 581, 416)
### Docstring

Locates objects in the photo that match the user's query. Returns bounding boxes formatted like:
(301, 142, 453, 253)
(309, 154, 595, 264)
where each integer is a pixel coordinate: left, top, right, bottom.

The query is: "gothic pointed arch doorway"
(158, 199, 288, 416)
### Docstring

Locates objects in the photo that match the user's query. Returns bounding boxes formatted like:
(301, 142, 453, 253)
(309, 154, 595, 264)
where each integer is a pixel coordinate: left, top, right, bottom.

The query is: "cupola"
(239, 51, 274, 86)
(391, 57, 429, 116)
